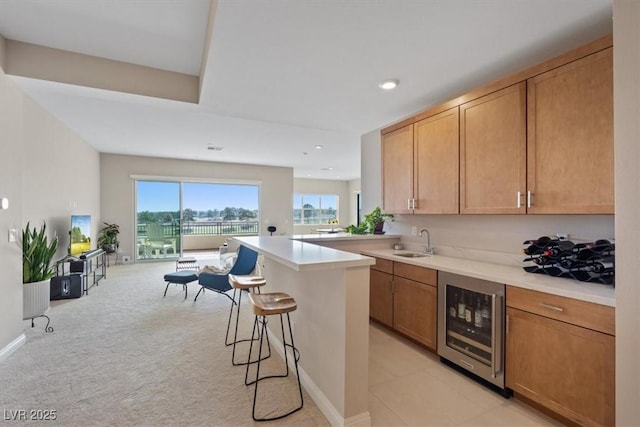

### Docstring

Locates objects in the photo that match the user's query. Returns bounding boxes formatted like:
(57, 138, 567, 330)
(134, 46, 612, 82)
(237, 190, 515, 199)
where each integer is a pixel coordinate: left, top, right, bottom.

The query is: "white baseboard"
(344, 411, 372, 427)
(0, 333, 26, 363)
(266, 329, 371, 427)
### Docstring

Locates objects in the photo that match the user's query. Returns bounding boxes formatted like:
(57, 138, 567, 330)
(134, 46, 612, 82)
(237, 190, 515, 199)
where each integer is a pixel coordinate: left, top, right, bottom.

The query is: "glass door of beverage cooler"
(437, 272, 505, 389)
(445, 286, 494, 365)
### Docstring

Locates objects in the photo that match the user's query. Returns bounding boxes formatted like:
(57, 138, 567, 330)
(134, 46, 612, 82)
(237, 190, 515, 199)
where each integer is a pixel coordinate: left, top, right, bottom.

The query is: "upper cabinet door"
(527, 48, 614, 214)
(414, 108, 460, 214)
(382, 124, 414, 214)
(460, 83, 527, 214)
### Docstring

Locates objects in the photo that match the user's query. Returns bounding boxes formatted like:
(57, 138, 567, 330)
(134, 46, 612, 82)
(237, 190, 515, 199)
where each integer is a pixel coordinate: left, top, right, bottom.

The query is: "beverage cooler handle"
(490, 294, 503, 378)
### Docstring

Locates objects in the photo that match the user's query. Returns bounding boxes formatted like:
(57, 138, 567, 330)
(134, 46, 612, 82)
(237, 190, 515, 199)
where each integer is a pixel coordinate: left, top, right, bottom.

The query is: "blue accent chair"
(194, 245, 259, 302)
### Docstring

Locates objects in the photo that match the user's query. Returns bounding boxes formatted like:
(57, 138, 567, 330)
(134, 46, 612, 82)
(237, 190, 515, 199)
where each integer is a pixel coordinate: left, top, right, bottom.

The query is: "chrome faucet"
(420, 229, 434, 255)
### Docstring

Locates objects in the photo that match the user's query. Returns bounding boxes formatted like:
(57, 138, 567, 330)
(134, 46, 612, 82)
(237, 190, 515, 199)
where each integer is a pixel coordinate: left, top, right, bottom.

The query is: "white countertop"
(362, 249, 616, 307)
(235, 236, 375, 271)
(291, 233, 400, 242)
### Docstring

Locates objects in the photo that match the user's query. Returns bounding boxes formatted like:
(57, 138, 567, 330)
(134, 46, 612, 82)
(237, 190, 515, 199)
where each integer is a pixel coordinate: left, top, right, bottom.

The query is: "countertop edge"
(235, 236, 375, 272)
(291, 233, 401, 242)
(362, 249, 616, 307)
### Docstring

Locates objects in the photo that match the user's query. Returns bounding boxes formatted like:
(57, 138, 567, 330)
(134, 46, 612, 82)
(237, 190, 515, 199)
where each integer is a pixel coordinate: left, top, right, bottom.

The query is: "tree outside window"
(293, 194, 339, 225)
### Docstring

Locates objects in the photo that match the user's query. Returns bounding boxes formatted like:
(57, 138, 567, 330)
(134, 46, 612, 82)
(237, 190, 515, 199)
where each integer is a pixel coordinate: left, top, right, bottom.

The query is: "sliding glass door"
(136, 181, 181, 261)
(135, 179, 259, 261)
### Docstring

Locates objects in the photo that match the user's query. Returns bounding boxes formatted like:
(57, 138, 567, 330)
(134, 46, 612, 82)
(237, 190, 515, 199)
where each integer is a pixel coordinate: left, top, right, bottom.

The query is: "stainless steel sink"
(394, 252, 429, 258)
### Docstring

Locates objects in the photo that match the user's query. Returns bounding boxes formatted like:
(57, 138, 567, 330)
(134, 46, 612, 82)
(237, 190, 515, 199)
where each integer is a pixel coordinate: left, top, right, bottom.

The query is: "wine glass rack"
(522, 236, 615, 286)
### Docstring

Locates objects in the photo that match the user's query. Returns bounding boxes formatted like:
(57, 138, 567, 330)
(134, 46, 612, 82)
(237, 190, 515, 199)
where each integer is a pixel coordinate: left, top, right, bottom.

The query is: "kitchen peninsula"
(234, 236, 376, 427)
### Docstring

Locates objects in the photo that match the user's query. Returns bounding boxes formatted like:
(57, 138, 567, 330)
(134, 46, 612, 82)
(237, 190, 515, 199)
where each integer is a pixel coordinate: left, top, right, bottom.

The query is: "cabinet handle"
(491, 293, 496, 378)
(506, 314, 510, 335)
(459, 359, 474, 370)
(407, 199, 412, 210)
(517, 191, 521, 208)
(539, 302, 564, 312)
(527, 191, 532, 208)
(413, 199, 417, 210)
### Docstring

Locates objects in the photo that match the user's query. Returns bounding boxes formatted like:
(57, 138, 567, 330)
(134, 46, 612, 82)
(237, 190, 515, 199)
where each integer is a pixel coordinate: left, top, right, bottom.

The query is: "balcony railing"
(137, 221, 259, 237)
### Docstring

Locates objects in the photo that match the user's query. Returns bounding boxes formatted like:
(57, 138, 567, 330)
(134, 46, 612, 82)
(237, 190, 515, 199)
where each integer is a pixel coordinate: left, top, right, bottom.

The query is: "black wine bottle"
(449, 292, 458, 318)
(585, 256, 615, 273)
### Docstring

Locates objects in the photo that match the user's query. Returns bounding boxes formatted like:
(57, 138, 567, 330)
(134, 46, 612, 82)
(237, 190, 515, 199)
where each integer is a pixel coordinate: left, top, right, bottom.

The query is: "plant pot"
(23, 279, 51, 320)
(373, 222, 385, 235)
(102, 244, 117, 254)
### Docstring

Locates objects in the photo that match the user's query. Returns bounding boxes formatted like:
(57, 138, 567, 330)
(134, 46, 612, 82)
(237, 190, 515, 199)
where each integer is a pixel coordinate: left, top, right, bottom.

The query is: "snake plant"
(22, 222, 59, 283)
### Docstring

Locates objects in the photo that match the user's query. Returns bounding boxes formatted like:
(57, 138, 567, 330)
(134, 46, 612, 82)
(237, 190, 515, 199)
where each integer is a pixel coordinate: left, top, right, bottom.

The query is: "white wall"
(360, 129, 382, 216)
(0, 36, 24, 355)
(613, 0, 640, 423)
(21, 92, 101, 260)
(100, 154, 293, 259)
(0, 34, 101, 354)
(293, 178, 351, 234)
(348, 178, 361, 226)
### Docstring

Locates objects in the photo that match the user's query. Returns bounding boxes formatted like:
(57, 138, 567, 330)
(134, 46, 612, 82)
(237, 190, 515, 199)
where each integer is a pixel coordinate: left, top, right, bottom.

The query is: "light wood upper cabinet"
(414, 108, 459, 214)
(382, 124, 414, 214)
(381, 36, 613, 216)
(527, 48, 614, 214)
(460, 83, 527, 214)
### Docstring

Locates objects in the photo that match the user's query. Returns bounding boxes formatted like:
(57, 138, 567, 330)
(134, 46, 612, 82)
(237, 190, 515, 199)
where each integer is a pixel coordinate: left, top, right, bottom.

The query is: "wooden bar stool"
(245, 292, 303, 422)
(226, 274, 271, 366)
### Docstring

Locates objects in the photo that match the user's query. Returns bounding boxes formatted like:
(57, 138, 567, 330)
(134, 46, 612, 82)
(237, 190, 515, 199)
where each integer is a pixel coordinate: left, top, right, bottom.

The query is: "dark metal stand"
(193, 286, 235, 303)
(30, 315, 54, 333)
(163, 281, 189, 299)
(226, 288, 271, 366)
(245, 312, 303, 421)
(56, 249, 106, 296)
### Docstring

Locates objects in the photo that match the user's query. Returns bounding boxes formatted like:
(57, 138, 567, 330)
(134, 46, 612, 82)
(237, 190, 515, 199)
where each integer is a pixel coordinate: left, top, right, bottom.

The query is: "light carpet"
(0, 261, 330, 426)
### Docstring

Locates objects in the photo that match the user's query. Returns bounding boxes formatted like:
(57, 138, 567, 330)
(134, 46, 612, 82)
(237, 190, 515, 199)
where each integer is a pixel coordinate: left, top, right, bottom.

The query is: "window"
(293, 194, 338, 225)
(135, 180, 260, 260)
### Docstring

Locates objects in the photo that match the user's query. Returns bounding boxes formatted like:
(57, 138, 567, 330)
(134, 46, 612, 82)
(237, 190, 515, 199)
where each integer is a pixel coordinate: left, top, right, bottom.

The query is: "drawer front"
(506, 286, 615, 336)
(370, 257, 393, 274)
(393, 262, 437, 286)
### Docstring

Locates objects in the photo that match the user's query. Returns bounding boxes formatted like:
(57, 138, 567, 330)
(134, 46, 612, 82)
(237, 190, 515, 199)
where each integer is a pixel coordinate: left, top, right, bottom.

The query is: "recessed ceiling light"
(207, 144, 223, 151)
(321, 167, 333, 171)
(314, 145, 324, 150)
(379, 79, 399, 90)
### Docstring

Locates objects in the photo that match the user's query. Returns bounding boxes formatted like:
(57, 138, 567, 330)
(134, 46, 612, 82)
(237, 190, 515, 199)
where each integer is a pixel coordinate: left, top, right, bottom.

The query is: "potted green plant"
(364, 206, 394, 234)
(21, 222, 58, 325)
(344, 207, 394, 235)
(97, 222, 120, 253)
(344, 222, 368, 235)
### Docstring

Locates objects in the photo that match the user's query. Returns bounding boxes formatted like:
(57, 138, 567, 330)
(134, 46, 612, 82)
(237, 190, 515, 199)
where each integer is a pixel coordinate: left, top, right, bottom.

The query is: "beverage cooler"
(437, 271, 507, 392)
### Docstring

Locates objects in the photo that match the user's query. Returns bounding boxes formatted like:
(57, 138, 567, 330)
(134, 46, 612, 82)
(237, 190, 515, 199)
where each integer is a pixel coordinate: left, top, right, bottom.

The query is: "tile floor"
(368, 322, 562, 427)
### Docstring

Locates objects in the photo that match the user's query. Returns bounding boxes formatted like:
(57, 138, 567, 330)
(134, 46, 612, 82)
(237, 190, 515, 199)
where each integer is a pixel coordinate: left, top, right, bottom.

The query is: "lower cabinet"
(506, 286, 615, 426)
(370, 269, 393, 327)
(369, 257, 437, 351)
(393, 276, 437, 349)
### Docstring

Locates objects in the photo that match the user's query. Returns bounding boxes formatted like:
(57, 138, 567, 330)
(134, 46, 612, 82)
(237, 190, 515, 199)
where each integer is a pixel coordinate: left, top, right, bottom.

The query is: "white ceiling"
(0, 0, 612, 181)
